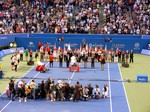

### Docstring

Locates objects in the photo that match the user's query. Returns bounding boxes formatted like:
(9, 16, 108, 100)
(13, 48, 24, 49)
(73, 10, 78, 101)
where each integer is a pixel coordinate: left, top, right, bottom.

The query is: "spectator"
(102, 84, 108, 99)
(94, 84, 100, 99)
(0, 0, 148, 35)
(29, 79, 36, 99)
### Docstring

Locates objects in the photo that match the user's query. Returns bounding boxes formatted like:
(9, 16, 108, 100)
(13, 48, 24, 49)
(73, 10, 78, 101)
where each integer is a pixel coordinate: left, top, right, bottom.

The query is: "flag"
(58, 46, 62, 52)
(100, 45, 103, 51)
(80, 44, 82, 51)
(67, 43, 71, 51)
(86, 43, 88, 51)
(58, 46, 61, 51)
(53, 43, 56, 50)
(105, 44, 107, 51)
(95, 46, 98, 52)
(116, 47, 119, 53)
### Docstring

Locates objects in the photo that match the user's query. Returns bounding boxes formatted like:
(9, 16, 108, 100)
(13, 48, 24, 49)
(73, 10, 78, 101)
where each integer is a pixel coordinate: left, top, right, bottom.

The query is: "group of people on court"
(10, 48, 23, 72)
(10, 42, 134, 72)
(37, 44, 134, 72)
(37, 42, 108, 71)
(7, 78, 109, 102)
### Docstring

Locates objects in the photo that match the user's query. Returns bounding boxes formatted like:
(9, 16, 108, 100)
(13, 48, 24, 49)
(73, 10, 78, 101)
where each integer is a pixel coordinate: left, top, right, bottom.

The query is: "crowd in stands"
(0, 0, 149, 35)
(7, 78, 109, 102)
(102, 0, 149, 34)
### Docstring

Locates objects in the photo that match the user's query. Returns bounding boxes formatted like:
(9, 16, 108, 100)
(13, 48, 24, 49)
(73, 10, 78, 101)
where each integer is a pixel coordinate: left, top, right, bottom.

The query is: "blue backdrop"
(0, 34, 150, 53)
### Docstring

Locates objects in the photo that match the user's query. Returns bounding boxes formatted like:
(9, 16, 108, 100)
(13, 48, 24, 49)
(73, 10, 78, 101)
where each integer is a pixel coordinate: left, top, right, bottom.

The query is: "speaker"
(122, 63, 129, 68)
(27, 60, 34, 65)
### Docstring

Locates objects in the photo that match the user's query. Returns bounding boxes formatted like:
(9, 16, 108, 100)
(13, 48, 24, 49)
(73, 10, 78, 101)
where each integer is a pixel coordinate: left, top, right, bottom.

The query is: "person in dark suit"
(66, 54, 70, 68)
(130, 50, 134, 63)
(125, 50, 129, 63)
(83, 54, 88, 68)
(59, 53, 63, 67)
(91, 55, 95, 68)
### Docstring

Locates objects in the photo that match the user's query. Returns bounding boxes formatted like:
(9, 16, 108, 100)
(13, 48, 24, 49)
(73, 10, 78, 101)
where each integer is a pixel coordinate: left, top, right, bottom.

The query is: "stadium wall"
(0, 34, 150, 53)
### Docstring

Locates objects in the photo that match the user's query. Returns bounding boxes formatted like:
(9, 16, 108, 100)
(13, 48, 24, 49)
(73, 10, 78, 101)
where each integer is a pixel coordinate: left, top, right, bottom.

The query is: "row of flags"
(42, 43, 120, 53)
(53, 43, 119, 52)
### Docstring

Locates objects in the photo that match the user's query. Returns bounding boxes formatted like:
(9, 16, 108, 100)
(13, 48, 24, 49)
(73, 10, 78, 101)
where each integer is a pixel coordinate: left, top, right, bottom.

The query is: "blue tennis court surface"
(0, 62, 130, 112)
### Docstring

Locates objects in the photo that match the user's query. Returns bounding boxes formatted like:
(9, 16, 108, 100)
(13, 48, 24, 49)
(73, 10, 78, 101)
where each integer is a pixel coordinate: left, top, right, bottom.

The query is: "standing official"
(125, 50, 129, 63)
(59, 53, 63, 67)
(130, 50, 134, 63)
(49, 53, 54, 68)
(100, 54, 106, 71)
(66, 54, 70, 68)
(19, 48, 24, 61)
(91, 55, 95, 68)
(83, 54, 88, 68)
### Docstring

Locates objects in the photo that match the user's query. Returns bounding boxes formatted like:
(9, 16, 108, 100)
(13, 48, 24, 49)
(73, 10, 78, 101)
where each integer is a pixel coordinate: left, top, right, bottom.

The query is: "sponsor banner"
(0, 35, 15, 46)
(8, 34, 146, 53)
(141, 49, 150, 56)
(2, 47, 24, 55)
(142, 35, 150, 39)
(137, 75, 148, 82)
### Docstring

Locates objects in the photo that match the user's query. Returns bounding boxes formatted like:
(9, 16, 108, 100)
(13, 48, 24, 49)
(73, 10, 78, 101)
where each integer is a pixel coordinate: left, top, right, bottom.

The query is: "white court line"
(0, 101, 12, 112)
(0, 62, 49, 112)
(68, 71, 75, 84)
(107, 63, 113, 112)
(118, 63, 131, 112)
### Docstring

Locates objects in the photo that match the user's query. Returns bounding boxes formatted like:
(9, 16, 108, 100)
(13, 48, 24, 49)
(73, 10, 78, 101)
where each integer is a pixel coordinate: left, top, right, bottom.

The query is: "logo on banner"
(112, 44, 125, 48)
(134, 42, 140, 48)
(64, 43, 78, 47)
(89, 43, 103, 47)
(28, 42, 35, 48)
(0, 37, 7, 40)
(134, 42, 140, 50)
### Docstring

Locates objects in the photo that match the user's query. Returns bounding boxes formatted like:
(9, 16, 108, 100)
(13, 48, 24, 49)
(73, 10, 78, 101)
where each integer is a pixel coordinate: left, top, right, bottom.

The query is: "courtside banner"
(2, 47, 24, 55)
(0, 35, 15, 47)
(0, 34, 148, 53)
(0, 34, 27, 47)
(0, 51, 5, 59)
(16, 34, 144, 53)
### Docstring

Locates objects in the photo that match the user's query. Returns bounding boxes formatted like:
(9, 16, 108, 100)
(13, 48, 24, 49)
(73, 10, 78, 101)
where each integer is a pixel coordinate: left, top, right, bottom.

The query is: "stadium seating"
(0, 0, 149, 35)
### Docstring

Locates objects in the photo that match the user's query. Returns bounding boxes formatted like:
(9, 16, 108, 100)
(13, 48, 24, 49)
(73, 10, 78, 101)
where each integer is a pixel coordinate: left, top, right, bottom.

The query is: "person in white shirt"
(94, 85, 100, 99)
(18, 80, 27, 102)
(29, 80, 36, 99)
(70, 54, 77, 66)
(82, 86, 89, 101)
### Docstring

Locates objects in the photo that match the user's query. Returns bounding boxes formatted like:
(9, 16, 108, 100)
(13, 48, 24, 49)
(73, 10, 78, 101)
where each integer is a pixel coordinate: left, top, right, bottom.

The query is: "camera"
(57, 36, 64, 42)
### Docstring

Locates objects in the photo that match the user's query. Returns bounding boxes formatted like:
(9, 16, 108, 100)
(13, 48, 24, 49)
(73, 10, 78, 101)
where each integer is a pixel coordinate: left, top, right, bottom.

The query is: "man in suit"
(59, 53, 63, 67)
(66, 54, 70, 68)
(130, 50, 134, 63)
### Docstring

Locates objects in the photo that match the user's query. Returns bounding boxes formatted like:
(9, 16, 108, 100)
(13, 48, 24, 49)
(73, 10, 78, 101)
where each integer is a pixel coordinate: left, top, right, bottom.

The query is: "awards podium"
(69, 65, 80, 72)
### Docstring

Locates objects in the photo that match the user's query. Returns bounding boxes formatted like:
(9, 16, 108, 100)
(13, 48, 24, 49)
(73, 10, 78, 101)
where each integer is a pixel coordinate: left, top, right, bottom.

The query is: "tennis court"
(0, 62, 130, 112)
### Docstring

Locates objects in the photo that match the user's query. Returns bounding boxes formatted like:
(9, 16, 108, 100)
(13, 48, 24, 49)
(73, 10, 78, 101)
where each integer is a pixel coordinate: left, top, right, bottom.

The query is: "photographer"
(9, 79, 16, 101)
